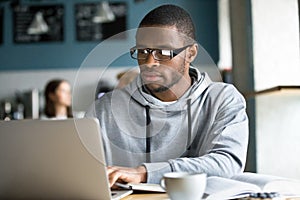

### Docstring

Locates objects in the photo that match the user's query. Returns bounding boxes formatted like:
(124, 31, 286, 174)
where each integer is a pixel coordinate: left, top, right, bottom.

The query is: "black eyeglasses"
(130, 45, 192, 61)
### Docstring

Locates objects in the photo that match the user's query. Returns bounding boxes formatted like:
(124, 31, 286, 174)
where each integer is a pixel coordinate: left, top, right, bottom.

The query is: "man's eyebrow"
(135, 45, 174, 49)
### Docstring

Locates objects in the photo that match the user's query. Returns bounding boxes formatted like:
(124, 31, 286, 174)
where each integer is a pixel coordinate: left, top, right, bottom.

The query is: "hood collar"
(125, 66, 212, 111)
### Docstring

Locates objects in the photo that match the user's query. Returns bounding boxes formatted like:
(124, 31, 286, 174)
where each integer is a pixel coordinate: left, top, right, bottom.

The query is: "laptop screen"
(0, 118, 131, 199)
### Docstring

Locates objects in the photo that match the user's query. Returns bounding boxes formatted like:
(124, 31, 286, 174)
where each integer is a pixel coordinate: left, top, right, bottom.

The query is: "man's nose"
(143, 53, 159, 67)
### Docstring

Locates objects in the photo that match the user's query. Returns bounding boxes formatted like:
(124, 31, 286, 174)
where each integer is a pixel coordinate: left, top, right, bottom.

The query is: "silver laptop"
(0, 118, 132, 199)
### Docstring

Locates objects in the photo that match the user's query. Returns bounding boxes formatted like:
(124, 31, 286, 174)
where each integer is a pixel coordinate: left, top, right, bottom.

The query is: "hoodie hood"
(124, 66, 212, 112)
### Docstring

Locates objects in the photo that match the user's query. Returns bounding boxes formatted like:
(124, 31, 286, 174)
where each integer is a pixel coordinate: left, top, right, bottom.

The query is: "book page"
(232, 172, 300, 196)
(127, 183, 165, 193)
(232, 172, 278, 189)
(204, 176, 260, 200)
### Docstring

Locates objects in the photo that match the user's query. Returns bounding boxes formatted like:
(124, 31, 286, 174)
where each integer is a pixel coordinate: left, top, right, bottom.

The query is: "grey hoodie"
(86, 67, 249, 183)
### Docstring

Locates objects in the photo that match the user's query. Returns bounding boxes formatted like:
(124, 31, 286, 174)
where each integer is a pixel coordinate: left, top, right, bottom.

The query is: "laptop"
(0, 118, 132, 199)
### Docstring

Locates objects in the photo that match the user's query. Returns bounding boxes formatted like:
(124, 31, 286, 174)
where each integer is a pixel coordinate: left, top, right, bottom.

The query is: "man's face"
(135, 26, 190, 93)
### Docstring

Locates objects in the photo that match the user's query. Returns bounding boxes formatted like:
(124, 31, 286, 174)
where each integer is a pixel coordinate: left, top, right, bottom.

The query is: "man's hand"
(107, 165, 147, 188)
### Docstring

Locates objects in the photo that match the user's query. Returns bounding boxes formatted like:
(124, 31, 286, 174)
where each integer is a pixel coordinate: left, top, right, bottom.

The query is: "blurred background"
(0, 0, 300, 180)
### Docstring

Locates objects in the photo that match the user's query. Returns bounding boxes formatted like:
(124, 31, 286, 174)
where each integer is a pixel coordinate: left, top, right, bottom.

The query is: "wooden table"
(122, 193, 300, 200)
(122, 193, 169, 200)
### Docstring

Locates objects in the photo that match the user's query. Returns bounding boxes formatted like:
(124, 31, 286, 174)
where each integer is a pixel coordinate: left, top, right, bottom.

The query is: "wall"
(0, 0, 220, 114)
(252, 0, 300, 91)
(231, 0, 300, 179)
(251, 0, 300, 179)
(230, 0, 256, 172)
(0, 0, 219, 70)
(256, 91, 300, 179)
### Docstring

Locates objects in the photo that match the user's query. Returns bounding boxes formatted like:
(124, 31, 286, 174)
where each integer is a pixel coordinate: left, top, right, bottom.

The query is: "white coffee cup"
(160, 172, 207, 200)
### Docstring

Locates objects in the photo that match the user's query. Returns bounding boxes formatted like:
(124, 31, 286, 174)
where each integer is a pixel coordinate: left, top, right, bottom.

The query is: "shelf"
(244, 85, 300, 98)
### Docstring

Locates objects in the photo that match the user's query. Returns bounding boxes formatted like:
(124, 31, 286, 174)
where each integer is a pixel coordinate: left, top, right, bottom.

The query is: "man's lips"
(141, 71, 162, 82)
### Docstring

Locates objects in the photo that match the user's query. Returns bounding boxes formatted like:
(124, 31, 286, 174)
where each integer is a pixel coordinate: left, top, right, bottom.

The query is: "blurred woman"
(43, 79, 72, 119)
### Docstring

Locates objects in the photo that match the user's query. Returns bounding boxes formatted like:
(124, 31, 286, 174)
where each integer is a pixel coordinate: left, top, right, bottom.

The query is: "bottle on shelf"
(13, 102, 24, 120)
(3, 101, 13, 121)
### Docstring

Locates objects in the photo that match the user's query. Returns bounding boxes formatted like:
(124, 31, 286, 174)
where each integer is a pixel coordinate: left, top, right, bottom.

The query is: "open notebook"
(0, 118, 132, 199)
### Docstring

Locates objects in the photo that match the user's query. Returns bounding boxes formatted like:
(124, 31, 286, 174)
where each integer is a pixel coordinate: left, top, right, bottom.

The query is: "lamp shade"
(27, 11, 49, 35)
(92, 1, 115, 23)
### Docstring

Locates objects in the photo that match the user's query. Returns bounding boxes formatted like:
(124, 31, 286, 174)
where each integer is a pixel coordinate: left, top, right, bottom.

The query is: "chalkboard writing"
(75, 2, 127, 41)
(13, 5, 64, 43)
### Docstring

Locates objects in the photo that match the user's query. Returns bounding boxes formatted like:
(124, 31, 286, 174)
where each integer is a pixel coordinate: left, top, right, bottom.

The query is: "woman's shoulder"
(40, 114, 67, 120)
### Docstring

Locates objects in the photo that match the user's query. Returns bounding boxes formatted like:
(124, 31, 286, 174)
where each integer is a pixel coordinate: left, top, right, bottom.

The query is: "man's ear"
(186, 43, 198, 63)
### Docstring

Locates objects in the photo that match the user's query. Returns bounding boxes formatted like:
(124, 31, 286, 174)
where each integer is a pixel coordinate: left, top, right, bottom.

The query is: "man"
(86, 4, 248, 186)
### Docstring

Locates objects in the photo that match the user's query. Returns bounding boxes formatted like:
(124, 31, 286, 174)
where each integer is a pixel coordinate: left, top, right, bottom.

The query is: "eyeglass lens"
(136, 49, 171, 60)
(130, 45, 192, 61)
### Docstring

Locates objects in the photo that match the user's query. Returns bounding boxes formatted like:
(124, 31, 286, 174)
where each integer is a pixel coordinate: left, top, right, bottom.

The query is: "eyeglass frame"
(129, 44, 193, 61)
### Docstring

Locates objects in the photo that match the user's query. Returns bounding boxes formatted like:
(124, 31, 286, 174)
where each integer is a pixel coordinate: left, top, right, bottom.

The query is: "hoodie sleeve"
(171, 84, 248, 178)
(143, 162, 173, 183)
(143, 84, 249, 183)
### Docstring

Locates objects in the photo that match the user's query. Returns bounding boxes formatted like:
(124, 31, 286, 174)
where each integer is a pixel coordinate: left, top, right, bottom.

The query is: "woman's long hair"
(44, 79, 73, 118)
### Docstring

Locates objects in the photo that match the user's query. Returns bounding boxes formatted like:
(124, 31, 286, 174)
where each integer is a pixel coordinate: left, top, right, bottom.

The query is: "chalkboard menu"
(75, 2, 127, 41)
(13, 5, 64, 43)
(0, 7, 3, 44)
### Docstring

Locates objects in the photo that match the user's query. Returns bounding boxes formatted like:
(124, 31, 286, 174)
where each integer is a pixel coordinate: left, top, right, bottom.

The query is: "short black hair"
(139, 4, 196, 40)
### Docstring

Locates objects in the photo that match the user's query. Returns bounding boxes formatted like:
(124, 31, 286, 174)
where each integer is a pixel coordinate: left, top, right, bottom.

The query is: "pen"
(114, 182, 132, 190)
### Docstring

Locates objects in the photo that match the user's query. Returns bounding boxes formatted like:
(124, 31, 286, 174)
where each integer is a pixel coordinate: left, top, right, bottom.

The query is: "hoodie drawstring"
(145, 99, 192, 162)
(145, 105, 151, 162)
(187, 98, 192, 150)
